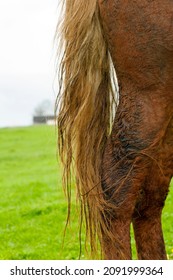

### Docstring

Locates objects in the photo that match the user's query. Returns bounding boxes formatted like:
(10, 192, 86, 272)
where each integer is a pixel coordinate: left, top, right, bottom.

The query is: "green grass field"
(0, 125, 172, 260)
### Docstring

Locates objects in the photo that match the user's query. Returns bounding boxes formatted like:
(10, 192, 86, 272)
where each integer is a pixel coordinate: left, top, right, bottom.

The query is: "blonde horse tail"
(55, 0, 117, 258)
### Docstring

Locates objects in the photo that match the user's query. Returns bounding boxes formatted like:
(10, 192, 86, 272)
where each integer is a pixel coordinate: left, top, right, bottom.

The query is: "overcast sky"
(0, 0, 61, 127)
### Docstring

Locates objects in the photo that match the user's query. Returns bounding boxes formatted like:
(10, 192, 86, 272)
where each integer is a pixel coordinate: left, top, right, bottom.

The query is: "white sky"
(0, 0, 62, 127)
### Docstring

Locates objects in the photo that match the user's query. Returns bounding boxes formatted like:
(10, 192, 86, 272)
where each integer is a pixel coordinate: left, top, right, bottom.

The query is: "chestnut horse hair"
(55, 0, 173, 259)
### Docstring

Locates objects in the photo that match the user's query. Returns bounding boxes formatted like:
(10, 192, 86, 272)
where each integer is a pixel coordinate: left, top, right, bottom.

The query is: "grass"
(0, 125, 172, 260)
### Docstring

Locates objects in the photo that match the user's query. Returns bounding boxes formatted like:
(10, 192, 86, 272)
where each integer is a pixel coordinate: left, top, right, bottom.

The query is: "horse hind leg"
(101, 141, 170, 260)
(132, 137, 173, 260)
(100, 139, 149, 260)
(100, 96, 172, 260)
(132, 170, 169, 260)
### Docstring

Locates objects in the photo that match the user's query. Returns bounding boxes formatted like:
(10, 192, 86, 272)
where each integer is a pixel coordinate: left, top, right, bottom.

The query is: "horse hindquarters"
(99, 0, 173, 259)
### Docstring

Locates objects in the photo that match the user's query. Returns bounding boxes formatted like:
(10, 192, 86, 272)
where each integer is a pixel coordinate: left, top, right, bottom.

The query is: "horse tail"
(55, 0, 117, 257)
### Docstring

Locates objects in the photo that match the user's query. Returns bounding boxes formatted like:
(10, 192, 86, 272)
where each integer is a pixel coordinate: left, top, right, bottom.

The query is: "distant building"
(33, 115, 55, 125)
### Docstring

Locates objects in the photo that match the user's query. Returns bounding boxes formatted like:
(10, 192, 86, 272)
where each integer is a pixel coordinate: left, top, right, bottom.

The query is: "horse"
(55, 0, 173, 260)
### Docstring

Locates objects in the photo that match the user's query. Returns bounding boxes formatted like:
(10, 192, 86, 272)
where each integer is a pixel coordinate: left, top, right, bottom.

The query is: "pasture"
(0, 125, 172, 259)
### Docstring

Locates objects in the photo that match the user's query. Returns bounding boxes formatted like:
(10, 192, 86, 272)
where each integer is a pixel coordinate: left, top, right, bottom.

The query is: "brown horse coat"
(99, 0, 173, 259)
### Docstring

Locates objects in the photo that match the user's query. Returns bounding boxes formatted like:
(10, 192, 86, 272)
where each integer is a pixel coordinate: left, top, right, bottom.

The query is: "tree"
(33, 99, 54, 116)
